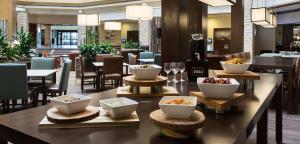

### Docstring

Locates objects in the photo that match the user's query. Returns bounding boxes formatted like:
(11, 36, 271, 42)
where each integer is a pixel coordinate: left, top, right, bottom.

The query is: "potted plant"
(121, 40, 140, 50)
(14, 27, 35, 62)
(120, 40, 143, 63)
(99, 41, 116, 55)
(79, 43, 99, 71)
(0, 29, 20, 62)
(0, 29, 8, 59)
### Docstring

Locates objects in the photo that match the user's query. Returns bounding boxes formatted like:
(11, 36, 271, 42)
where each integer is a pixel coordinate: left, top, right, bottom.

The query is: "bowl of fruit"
(197, 78, 240, 99)
(220, 58, 250, 74)
(129, 64, 162, 80)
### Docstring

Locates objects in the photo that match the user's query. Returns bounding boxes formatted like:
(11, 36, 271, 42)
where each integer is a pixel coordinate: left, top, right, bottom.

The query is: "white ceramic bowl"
(129, 64, 162, 80)
(197, 78, 240, 99)
(50, 95, 92, 115)
(99, 97, 138, 119)
(159, 96, 197, 119)
(220, 61, 250, 74)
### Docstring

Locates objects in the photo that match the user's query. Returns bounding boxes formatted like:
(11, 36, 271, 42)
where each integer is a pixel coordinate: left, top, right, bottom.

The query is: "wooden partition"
(161, 0, 207, 64)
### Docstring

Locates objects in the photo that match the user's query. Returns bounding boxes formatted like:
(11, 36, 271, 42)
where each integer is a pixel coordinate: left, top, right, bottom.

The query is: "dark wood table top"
(0, 73, 282, 144)
(251, 56, 296, 69)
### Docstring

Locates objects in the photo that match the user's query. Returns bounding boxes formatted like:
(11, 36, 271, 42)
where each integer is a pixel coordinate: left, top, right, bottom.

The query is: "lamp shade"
(104, 22, 121, 30)
(251, 7, 271, 25)
(77, 14, 100, 26)
(262, 13, 277, 28)
(199, 0, 236, 6)
(126, 5, 153, 20)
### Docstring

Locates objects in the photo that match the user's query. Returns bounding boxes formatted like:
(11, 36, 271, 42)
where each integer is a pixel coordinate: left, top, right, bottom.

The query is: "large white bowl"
(220, 61, 250, 74)
(50, 95, 92, 115)
(129, 65, 162, 80)
(159, 96, 197, 119)
(99, 97, 138, 119)
(197, 78, 240, 99)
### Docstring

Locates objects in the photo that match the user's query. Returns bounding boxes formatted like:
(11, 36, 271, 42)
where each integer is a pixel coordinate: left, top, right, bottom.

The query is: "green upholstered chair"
(0, 64, 37, 112)
(31, 57, 56, 81)
(154, 54, 161, 66)
(46, 60, 72, 96)
(139, 52, 154, 59)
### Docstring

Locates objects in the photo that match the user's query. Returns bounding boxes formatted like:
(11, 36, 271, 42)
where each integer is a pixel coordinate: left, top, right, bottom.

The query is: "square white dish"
(99, 97, 139, 119)
(159, 96, 197, 119)
(197, 77, 240, 99)
(129, 64, 162, 80)
(50, 95, 92, 115)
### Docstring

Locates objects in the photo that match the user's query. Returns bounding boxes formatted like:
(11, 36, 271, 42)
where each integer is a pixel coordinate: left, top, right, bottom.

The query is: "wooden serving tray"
(150, 109, 205, 138)
(123, 75, 168, 86)
(117, 86, 179, 97)
(47, 106, 100, 124)
(213, 70, 260, 80)
(39, 108, 139, 129)
(190, 91, 245, 113)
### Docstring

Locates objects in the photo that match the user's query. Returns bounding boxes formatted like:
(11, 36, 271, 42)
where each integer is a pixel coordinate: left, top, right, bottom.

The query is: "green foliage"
(121, 40, 140, 49)
(2, 47, 20, 62)
(86, 29, 98, 44)
(15, 27, 36, 58)
(79, 41, 116, 59)
(0, 29, 8, 55)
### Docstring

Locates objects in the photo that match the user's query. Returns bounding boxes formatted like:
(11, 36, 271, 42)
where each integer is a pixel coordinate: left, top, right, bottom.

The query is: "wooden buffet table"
(0, 73, 283, 144)
(251, 56, 296, 113)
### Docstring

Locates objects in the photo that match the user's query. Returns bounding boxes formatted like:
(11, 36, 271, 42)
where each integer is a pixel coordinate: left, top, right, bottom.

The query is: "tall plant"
(15, 27, 35, 58)
(99, 41, 114, 54)
(121, 40, 140, 49)
(79, 43, 99, 60)
(0, 29, 8, 55)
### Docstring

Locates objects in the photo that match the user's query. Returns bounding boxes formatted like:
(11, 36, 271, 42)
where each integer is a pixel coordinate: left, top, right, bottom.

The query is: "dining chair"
(128, 53, 137, 65)
(139, 52, 154, 59)
(46, 60, 72, 96)
(69, 53, 80, 71)
(154, 54, 161, 66)
(0, 64, 38, 113)
(101, 56, 123, 89)
(139, 52, 154, 64)
(293, 58, 300, 110)
(96, 54, 113, 62)
(30, 57, 56, 81)
(80, 56, 97, 93)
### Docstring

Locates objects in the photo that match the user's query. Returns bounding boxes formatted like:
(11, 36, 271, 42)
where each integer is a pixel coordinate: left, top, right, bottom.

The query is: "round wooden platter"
(123, 75, 168, 87)
(150, 109, 205, 138)
(47, 106, 100, 124)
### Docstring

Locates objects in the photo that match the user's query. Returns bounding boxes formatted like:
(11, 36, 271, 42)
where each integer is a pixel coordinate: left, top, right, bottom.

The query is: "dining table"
(250, 56, 296, 114)
(137, 58, 154, 64)
(92, 62, 130, 91)
(27, 69, 57, 105)
(0, 73, 283, 144)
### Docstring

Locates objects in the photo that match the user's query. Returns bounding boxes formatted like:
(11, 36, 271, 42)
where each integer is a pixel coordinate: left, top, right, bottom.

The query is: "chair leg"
(81, 78, 84, 93)
(64, 90, 67, 95)
(59, 92, 62, 96)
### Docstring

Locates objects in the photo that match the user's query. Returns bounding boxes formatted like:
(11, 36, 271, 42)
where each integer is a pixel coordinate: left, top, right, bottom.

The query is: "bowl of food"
(50, 95, 92, 115)
(220, 58, 250, 74)
(159, 96, 197, 119)
(99, 97, 138, 119)
(197, 78, 240, 99)
(129, 64, 162, 80)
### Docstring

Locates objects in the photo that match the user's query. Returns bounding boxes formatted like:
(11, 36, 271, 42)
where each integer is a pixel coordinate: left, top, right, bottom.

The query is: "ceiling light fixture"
(251, 0, 277, 28)
(77, 14, 100, 26)
(126, 3, 153, 20)
(198, 0, 236, 7)
(104, 22, 121, 31)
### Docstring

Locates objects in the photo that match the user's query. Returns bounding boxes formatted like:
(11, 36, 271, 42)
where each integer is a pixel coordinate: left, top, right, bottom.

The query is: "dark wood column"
(161, 0, 207, 64)
(231, 0, 244, 53)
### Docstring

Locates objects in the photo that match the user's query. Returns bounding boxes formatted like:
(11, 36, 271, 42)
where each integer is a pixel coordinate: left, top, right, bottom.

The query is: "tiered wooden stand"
(117, 75, 179, 97)
(150, 109, 205, 138)
(190, 91, 245, 114)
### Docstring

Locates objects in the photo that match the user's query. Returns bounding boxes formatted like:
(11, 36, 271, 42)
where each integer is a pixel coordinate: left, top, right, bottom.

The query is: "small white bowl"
(50, 95, 92, 115)
(220, 61, 250, 74)
(99, 97, 138, 119)
(159, 96, 197, 119)
(129, 64, 162, 80)
(197, 78, 240, 99)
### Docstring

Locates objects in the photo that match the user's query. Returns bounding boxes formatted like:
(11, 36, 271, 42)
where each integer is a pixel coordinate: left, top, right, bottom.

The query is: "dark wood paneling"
(282, 24, 294, 50)
(231, 0, 244, 53)
(127, 30, 139, 43)
(213, 28, 231, 55)
(161, 0, 207, 64)
(29, 23, 37, 41)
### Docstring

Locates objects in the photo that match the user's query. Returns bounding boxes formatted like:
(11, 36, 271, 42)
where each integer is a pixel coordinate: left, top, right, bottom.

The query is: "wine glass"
(171, 62, 179, 83)
(164, 63, 171, 82)
(178, 62, 185, 82)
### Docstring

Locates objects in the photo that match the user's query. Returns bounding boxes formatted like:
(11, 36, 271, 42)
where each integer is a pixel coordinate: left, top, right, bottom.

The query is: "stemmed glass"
(171, 62, 179, 83)
(178, 62, 185, 82)
(164, 63, 171, 82)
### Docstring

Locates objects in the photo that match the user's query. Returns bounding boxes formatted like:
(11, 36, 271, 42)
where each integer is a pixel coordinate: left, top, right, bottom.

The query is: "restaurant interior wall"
(255, 25, 276, 55)
(207, 14, 231, 51)
(121, 21, 139, 41)
(0, 0, 16, 39)
(99, 23, 121, 46)
(29, 14, 77, 25)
